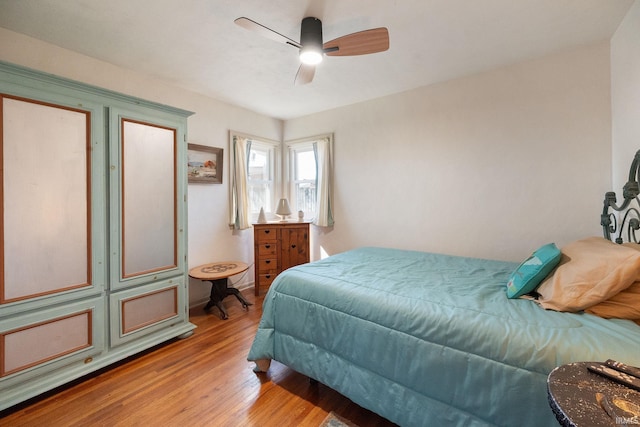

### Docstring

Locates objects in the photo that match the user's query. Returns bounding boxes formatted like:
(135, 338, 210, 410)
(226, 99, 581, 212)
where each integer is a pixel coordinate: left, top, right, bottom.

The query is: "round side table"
(547, 362, 640, 426)
(189, 261, 252, 320)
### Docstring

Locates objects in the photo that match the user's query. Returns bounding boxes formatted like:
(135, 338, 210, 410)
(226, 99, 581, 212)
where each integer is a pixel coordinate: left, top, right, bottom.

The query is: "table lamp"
(275, 198, 292, 221)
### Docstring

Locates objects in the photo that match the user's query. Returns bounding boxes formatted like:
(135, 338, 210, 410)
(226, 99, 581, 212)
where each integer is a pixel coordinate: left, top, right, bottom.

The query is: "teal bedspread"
(248, 247, 640, 426)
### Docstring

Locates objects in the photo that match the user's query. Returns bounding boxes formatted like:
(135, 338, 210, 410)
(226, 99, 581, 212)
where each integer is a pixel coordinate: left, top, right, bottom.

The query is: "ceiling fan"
(234, 16, 389, 85)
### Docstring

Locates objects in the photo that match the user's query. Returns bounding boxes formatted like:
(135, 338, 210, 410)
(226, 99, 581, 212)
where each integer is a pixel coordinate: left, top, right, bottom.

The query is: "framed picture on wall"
(187, 143, 223, 184)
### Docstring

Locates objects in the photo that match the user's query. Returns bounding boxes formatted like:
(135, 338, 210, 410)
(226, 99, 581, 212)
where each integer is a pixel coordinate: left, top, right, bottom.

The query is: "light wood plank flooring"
(1, 290, 397, 427)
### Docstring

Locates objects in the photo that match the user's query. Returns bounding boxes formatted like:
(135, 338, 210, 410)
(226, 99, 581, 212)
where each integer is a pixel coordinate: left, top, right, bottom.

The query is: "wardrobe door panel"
(1, 96, 91, 303)
(121, 119, 177, 279)
(3, 311, 91, 376)
(109, 279, 186, 347)
(121, 286, 177, 334)
(0, 296, 105, 380)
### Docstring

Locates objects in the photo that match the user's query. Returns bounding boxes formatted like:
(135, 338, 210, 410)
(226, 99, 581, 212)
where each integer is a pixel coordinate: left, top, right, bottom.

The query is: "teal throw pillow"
(506, 243, 562, 299)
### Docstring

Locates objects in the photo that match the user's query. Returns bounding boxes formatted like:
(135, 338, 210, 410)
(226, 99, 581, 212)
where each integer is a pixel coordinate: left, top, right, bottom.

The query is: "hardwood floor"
(1, 290, 397, 427)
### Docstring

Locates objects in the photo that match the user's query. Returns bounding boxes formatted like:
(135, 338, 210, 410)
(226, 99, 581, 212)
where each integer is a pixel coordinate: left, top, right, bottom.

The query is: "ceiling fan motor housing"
(300, 17, 323, 49)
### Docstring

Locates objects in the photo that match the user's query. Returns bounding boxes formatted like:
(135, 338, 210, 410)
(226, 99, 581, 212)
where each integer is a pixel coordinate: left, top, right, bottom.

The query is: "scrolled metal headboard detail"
(601, 150, 640, 244)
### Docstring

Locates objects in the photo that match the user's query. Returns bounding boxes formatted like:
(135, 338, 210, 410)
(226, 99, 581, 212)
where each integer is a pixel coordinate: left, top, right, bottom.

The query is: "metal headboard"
(601, 150, 640, 244)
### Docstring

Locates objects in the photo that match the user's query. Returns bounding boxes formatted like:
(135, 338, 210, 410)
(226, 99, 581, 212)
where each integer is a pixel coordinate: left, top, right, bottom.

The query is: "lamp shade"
(275, 198, 292, 216)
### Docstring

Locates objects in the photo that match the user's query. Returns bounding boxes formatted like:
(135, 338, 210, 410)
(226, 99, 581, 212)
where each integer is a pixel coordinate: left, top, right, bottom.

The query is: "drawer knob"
(264, 230, 270, 234)
(266, 275, 271, 279)
(265, 244, 271, 249)
(265, 260, 271, 264)
(291, 244, 296, 248)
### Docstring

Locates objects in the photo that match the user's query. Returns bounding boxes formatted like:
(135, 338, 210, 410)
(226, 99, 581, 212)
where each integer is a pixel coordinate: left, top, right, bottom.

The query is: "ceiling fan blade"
(235, 17, 301, 49)
(294, 64, 316, 86)
(323, 27, 389, 56)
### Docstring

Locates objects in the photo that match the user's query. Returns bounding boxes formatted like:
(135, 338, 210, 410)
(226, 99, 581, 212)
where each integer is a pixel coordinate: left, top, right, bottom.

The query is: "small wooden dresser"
(253, 222, 310, 295)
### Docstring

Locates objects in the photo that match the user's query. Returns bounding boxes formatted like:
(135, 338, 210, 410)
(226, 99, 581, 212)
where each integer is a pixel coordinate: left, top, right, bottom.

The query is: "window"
(287, 134, 333, 226)
(247, 140, 278, 216)
(288, 141, 317, 218)
(230, 131, 332, 228)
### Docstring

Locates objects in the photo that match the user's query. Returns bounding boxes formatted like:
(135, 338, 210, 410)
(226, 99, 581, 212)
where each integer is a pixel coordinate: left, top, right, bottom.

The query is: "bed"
(248, 156, 640, 427)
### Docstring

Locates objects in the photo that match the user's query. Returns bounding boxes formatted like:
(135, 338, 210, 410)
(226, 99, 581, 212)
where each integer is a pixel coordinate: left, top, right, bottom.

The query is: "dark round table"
(547, 362, 640, 426)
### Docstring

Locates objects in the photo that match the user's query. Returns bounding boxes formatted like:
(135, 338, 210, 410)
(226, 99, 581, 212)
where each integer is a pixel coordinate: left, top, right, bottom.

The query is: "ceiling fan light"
(299, 47, 323, 65)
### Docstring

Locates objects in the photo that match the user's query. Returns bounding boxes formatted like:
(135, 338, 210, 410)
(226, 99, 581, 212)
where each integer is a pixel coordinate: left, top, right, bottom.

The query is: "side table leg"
(204, 279, 230, 320)
(227, 286, 253, 310)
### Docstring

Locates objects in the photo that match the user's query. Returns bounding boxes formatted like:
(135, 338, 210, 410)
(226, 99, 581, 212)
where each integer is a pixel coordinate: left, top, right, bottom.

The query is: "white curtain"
(313, 137, 334, 227)
(229, 135, 252, 230)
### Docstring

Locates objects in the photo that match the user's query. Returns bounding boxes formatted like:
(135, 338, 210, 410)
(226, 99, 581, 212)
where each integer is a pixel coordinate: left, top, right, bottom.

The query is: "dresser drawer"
(254, 226, 279, 242)
(257, 242, 279, 256)
(257, 258, 278, 274)
(257, 273, 277, 287)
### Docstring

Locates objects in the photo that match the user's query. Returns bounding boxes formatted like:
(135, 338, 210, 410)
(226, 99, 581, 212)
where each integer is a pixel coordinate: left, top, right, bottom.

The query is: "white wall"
(0, 28, 283, 305)
(0, 25, 620, 302)
(285, 42, 612, 262)
(611, 0, 640, 191)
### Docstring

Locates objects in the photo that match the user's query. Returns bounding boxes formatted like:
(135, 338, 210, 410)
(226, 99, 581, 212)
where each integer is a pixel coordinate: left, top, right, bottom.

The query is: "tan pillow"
(537, 237, 640, 312)
(622, 242, 640, 251)
(585, 281, 640, 321)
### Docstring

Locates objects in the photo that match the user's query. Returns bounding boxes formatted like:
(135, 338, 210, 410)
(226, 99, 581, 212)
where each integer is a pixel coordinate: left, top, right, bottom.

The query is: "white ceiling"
(0, 0, 633, 120)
